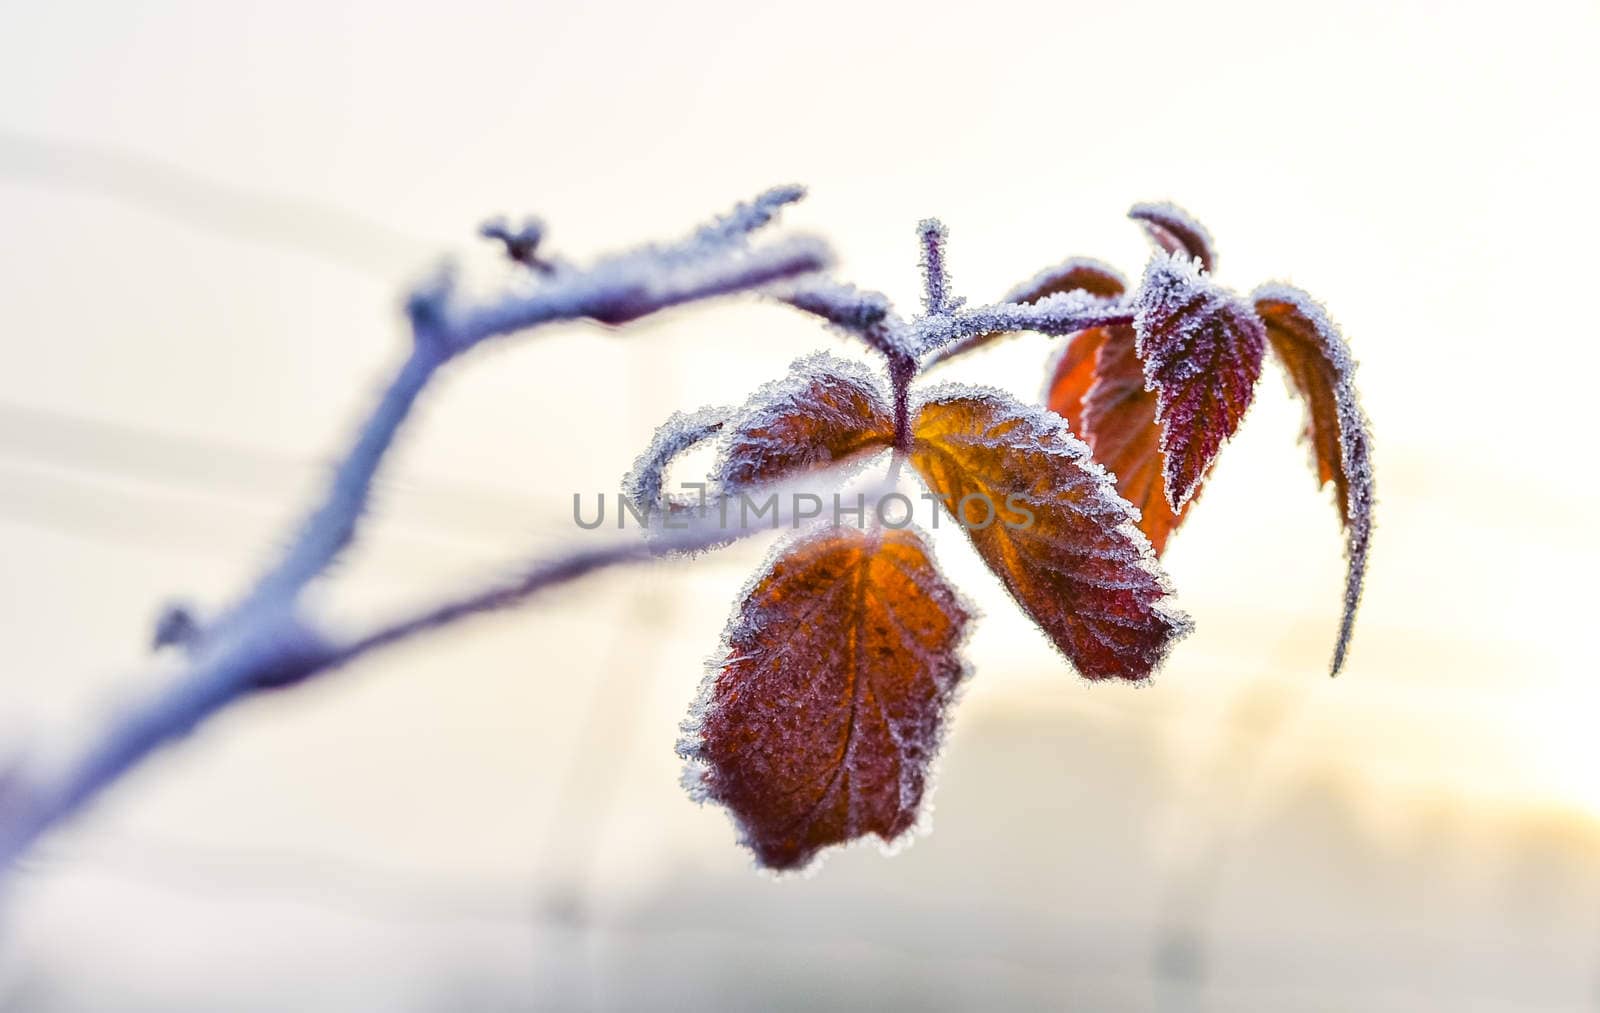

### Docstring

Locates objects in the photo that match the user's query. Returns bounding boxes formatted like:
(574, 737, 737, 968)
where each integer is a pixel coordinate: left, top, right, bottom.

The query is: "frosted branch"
(329, 474, 895, 666)
(214, 200, 828, 636)
(0, 472, 893, 868)
(687, 183, 807, 249)
(915, 291, 1135, 363)
(772, 277, 911, 360)
(223, 345, 442, 625)
(0, 187, 832, 871)
(917, 218, 957, 316)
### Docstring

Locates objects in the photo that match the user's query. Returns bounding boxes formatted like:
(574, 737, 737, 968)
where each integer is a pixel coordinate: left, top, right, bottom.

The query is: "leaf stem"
(888, 350, 916, 452)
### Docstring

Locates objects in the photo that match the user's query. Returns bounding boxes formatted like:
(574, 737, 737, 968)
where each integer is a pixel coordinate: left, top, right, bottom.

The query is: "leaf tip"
(1129, 201, 1218, 273)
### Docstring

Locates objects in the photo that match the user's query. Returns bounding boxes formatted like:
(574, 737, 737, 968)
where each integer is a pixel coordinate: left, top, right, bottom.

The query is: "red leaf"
(683, 525, 973, 870)
(1133, 256, 1265, 509)
(909, 390, 1190, 681)
(1129, 202, 1218, 273)
(1046, 325, 1197, 555)
(714, 353, 894, 491)
(1028, 261, 1130, 434)
(1253, 285, 1374, 675)
(1004, 257, 1128, 305)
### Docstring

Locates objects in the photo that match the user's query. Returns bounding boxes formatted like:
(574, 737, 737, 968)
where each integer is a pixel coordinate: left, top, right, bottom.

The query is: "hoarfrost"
(1132, 254, 1265, 509)
(1252, 283, 1374, 676)
(907, 382, 1193, 681)
(1002, 256, 1127, 305)
(713, 352, 895, 493)
(679, 524, 975, 871)
(622, 404, 729, 521)
(1129, 201, 1218, 273)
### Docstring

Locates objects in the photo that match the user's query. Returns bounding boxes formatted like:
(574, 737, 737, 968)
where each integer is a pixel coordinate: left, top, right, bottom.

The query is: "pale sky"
(2, 0, 1598, 1006)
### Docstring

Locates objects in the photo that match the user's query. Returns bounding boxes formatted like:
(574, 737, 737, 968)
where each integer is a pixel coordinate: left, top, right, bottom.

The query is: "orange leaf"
(683, 525, 973, 870)
(909, 390, 1190, 681)
(1046, 325, 1196, 555)
(1133, 256, 1264, 509)
(714, 353, 894, 491)
(1253, 285, 1374, 675)
(1043, 324, 1111, 430)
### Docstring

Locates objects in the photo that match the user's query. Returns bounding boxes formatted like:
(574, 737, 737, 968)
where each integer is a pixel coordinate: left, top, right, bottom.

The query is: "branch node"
(151, 600, 202, 652)
(479, 216, 552, 271)
(405, 268, 457, 355)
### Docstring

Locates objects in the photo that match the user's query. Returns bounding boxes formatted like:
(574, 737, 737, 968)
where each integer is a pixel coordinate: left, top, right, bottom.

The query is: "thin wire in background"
(0, 129, 675, 929)
(0, 129, 426, 278)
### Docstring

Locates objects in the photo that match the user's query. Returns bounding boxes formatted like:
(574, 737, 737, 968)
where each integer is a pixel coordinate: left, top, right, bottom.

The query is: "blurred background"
(1, 0, 1597, 1009)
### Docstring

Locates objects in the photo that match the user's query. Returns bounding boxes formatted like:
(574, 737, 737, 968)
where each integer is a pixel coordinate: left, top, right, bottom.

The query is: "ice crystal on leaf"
(662, 350, 1187, 867)
(1128, 201, 1217, 273)
(622, 199, 1376, 871)
(909, 388, 1191, 680)
(1035, 203, 1373, 672)
(1046, 322, 1196, 556)
(1004, 257, 1127, 306)
(1253, 285, 1373, 675)
(622, 405, 727, 520)
(1036, 262, 1195, 555)
(681, 525, 973, 871)
(1132, 254, 1265, 509)
(714, 353, 894, 492)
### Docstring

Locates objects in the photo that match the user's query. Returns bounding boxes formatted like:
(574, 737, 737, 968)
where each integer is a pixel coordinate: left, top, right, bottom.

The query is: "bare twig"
(770, 277, 909, 361)
(917, 291, 1135, 366)
(0, 473, 892, 868)
(0, 187, 831, 871)
(917, 218, 956, 317)
(207, 192, 828, 640)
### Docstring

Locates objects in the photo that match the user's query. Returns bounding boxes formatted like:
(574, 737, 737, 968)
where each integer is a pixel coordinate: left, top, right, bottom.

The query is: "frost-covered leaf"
(622, 405, 727, 520)
(1253, 285, 1374, 675)
(681, 525, 972, 871)
(714, 353, 894, 491)
(1003, 257, 1127, 306)
(1133, 255, 1265, 509)
(909, 389, 1190, 681)
(1129, 202, 1217, 273)
(1045, 325, 1196, 555)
